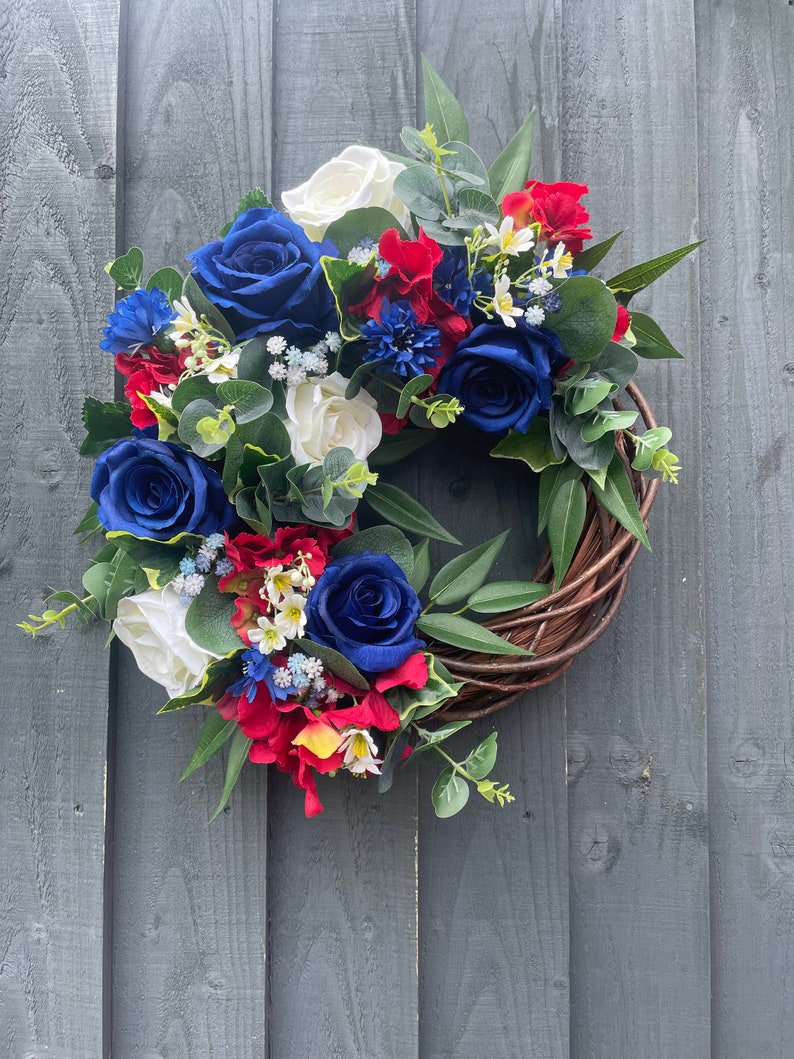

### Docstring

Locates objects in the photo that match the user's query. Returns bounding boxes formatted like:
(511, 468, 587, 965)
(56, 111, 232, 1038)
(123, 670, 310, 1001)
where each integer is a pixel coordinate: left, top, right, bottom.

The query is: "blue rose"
(99, 287, 176, 355)
(186, 207, 338, 344)
(437, 321, 566, 434)
(91, 437, 236, 540)
(305, 552, 424, 674)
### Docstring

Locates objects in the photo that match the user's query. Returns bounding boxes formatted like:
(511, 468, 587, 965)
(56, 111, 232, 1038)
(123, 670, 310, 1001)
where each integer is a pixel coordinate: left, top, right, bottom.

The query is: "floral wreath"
(21, 59, 698, 819)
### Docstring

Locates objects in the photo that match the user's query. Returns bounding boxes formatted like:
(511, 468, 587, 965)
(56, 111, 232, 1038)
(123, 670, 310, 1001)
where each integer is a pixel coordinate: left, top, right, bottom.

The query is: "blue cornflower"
(360, 299, 442, 378)
(434, 247, 478, 315)
(227, 649, 295, 703)
(99, 287, 177, 355)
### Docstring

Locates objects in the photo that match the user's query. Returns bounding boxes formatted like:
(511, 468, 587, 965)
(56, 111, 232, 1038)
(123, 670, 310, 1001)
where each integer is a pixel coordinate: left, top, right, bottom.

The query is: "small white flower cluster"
(247, 554, 317, 654)
(170, 297, 240, 382)
(272, 651, 327, 695)
(266, 332, 341, 387)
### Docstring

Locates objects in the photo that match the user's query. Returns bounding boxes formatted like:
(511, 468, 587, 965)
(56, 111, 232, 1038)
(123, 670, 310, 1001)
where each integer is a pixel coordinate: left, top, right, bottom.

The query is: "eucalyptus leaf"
(393, 165, 447, 220)
(184, 579, 242, 655)
(105, 247, 144, 290)
(464, 732, 498, 780)
(544, 276, 617, 363)
(216, 380, 273, 423)
(332, 526, 414, 578)
(431, 767, 470, 818)
(396, 373, 433, 419)
(147, 266, 184, 303)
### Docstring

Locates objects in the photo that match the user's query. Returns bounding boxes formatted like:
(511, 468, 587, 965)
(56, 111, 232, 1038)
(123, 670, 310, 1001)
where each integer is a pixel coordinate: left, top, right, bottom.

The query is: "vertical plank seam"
(102, 0, 126, 1053)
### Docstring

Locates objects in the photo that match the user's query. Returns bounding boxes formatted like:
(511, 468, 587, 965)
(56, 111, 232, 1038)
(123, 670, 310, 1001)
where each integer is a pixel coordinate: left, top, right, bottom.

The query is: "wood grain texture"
(0, 0, 118, 1054)
(108, 3, 273, 1055)
(265, 3, 420, 1055)
(560, 1, 710, 1054)
(415, 6, 570, 1056)
(696, 3, 794, 1055)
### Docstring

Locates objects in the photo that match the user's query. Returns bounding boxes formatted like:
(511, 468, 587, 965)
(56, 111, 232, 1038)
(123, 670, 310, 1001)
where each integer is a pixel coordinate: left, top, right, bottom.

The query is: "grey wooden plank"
(0, 1, 118, 1054)
(109, 3, 274, 1055)
(559, 2, 710, 1055)
(266, 3, 420, 1055)
(695, 3, 794, 1055)
(415, 6, 570, 1057)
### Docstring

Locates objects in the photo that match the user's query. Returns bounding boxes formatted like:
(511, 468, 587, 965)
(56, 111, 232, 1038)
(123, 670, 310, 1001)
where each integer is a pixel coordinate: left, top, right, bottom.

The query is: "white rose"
(281, 145, 411, 242)
(285, 371, 382, 467)
(113, 585, 223, 699)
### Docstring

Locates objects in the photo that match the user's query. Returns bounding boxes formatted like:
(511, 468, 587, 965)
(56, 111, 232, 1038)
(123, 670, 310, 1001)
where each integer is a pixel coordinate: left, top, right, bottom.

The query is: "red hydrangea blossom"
(218, 652, 427, 816)
(114, 345, 187, 428)
(502, 180, 593, 256)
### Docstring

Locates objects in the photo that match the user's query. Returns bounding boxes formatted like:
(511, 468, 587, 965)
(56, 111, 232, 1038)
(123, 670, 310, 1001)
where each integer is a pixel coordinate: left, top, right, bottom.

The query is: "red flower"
(524, 180, 592, 255)
(611, 304, 631, 343)
(501, 191, 535, 230)
(115, 346, 186, 428)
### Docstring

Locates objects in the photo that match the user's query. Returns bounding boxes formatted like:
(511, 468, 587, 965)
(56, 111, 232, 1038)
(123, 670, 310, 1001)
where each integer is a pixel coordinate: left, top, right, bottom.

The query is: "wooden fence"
(2, 0, 792, 1055)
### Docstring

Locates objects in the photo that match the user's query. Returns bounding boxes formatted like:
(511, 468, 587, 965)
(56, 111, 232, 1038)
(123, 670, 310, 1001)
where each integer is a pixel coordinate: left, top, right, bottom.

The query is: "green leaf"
(181, 713, 237, 780)
(219, 188, 274, 238)
(80, 397, 133, 456)
(487, 109, 536, 201)
(466, 580, 552, 614)
(441, 187, 500, 230)
(296, 638, 370, 691)
(417, 720, 472, 745)
(319, 256, 374, 341)
(158, 656, 242, 713)
(421, 54, 470, 145)
(182, 273, 236, 346)
(587, 466, 608, 490)
(490, 418, 565, 474)
(147, 266, 184, 303)
(431, 766, 470, 818)
(580, 408, 638, 443)
(171, 374, 218, 413)
(409, 539, 431, 593)
(438, 144, 489, 189)
(538, 460, 582, 533)
(184, 579, 242, 654)
(416, 612, 531, 655)
(81, 561, 115, 618)
(368, 427, 435, 467)
(104, 549, 140, 619)
(332, 526, 414, 578)
(550, 399, 616, 471)
(429, 530, 509, 606)
(544, 276, 618, 362)
(324, 206, 409, 257)
(216, 379, 273, 423)
(74, 501, 100, 538)
(592, 342, 639, 387)
(607, 240, 704, 297)
(564, 377, 617, 416)
(105, 247, 144, 290)
(629, 311, 684, 359)
(211, 729, 252, 819)
(591, 454, 651, 549)
(396, 374, 433, 419)
(630, 426, 673, 472)
(378, 727, 414, 793)
(365, 482, 460, 544)
(393, 165, 447, 220)
(547, 477, 587, 588)
(464, 732, 498, 779)
(572, 231, 623, 273)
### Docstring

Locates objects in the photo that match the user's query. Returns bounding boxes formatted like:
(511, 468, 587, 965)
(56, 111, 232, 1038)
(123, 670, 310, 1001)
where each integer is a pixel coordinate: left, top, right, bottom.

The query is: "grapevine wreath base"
(21, 58, 693, 818)
(433, 382, 659, 720)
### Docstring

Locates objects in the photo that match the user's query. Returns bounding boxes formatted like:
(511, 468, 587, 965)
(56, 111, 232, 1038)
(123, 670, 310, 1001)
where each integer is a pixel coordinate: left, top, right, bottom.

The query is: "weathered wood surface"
(0, 1, 118, 1055)
(3, 1, 794, 1056)
(697, 2, 794, 1055)
(560, 2, 711, 1055)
